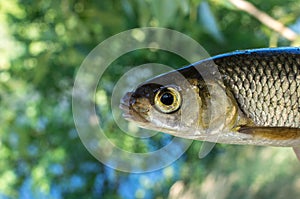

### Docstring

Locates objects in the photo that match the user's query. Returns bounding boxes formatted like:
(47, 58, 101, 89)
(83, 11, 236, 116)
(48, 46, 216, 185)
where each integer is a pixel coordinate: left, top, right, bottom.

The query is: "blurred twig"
(229, 0, 298, 41)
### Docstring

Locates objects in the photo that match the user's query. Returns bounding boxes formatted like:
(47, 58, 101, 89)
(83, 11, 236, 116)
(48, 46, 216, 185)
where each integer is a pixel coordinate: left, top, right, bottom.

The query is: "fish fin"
(293, 147, 300, 161)
(238, 126, 300, 140)
(198, 141, 216, 159)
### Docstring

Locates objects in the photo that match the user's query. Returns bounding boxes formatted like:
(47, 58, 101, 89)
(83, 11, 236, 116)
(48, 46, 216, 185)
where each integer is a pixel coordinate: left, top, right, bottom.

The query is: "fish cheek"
(177, 95, 204, 131)
(148, 106, 183, 130)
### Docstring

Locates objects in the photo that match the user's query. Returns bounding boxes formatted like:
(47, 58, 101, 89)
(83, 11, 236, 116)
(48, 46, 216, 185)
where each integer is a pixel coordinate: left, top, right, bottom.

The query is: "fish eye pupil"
(160, 92, 174, 105)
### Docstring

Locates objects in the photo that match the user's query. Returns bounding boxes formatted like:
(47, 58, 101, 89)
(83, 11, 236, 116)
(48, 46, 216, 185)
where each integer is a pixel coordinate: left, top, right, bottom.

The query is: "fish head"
(120, 69, 207, 138)
(120, 67, 239, 140)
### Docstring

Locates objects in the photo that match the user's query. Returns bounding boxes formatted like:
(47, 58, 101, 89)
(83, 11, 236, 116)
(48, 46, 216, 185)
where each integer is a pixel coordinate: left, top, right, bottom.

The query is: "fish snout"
(119, 92, 134, 112)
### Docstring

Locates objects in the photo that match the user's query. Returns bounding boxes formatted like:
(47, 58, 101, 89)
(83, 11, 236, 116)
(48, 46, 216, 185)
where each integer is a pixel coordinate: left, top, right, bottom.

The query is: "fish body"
(120, 47, 300, 147)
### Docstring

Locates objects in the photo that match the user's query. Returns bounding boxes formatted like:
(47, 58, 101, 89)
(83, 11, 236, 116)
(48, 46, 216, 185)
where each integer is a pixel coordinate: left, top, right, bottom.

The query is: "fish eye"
(154, 87, 181, 113)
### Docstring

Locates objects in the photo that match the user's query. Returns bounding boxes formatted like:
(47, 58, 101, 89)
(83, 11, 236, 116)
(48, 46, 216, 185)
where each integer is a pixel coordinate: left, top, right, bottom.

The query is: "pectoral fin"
(198, 141, 216, 159)
(293, 147, 300, 161)
(239, 127, 300, 160)
(238, 126, 300, 140)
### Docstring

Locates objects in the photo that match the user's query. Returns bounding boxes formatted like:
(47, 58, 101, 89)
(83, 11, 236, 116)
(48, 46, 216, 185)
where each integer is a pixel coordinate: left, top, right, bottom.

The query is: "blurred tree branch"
(229, 0, 298, 41)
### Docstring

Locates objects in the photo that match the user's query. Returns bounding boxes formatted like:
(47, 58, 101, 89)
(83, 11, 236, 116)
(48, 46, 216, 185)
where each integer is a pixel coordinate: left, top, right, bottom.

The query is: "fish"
(120, 47, 300, 160)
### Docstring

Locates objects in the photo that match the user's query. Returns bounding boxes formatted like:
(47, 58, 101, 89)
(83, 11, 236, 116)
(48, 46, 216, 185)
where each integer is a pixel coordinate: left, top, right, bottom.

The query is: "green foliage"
(1, 0, 300, 198)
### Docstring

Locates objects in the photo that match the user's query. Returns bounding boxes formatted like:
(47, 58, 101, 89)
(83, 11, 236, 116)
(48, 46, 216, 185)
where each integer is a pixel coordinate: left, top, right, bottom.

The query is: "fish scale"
(214, 50, 300, 128)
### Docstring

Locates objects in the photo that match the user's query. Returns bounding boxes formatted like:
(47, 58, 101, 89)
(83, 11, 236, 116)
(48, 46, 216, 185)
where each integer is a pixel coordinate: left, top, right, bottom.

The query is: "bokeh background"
(1, 0, 300, 198)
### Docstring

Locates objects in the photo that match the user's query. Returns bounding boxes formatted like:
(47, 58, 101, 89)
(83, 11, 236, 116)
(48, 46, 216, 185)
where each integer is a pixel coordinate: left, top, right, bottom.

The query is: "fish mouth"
(119, 92, 133, 120)
(119, 92, 148, 124)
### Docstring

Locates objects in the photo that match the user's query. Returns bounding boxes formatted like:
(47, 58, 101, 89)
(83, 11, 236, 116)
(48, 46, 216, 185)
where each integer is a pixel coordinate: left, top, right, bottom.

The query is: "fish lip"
(119, 92, 133, 117)
(119, 97, 133, 120)
(119, 102, 134, 121)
